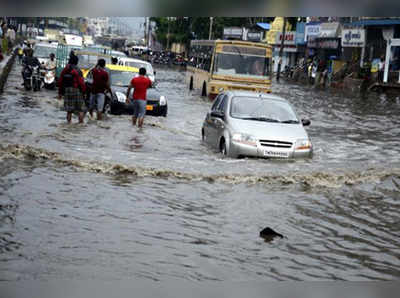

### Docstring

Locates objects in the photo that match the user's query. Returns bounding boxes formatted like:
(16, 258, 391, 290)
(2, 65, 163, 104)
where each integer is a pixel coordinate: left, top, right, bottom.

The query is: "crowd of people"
(57, 52, 152, 127)
(0, 22, 16, 62)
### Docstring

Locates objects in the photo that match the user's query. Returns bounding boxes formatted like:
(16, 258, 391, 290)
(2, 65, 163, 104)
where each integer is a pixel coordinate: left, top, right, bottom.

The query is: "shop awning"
(349, 19, 400, 27)
(256, 23, 270, 30)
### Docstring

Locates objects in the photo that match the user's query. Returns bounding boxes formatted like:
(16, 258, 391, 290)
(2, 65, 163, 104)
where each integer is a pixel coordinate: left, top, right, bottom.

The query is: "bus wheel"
(189, 77, 193, 90)
(201, 82, 207, 97)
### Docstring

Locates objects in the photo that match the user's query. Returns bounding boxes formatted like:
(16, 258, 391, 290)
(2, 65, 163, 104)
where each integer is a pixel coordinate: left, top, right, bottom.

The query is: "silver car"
(202, 91, 313, 159)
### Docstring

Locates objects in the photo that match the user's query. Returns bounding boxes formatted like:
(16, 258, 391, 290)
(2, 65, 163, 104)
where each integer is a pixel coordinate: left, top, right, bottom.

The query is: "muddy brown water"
(1, 63, 400, 281)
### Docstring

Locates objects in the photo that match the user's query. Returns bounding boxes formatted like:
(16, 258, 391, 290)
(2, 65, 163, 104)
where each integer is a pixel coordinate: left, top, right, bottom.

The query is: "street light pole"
(209, 17, 213, 40)
(276, 17, 287, 82)
(167, 17, 170, 50)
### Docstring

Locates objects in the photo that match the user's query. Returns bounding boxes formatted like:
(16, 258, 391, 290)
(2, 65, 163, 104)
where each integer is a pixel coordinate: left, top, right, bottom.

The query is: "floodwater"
(1, 62, 400, 282)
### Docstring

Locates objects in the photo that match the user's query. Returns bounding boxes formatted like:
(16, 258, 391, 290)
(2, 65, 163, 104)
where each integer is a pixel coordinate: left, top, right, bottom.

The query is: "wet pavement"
(1, 62, 400, 281)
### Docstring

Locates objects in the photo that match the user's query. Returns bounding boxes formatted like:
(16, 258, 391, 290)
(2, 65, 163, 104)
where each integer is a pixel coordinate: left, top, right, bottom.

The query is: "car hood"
(111, 85, 162, 101)
(229, 118, 310, 142)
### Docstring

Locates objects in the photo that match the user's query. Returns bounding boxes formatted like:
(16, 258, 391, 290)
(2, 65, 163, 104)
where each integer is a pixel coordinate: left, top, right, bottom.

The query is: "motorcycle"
(22, 65, 41, 91)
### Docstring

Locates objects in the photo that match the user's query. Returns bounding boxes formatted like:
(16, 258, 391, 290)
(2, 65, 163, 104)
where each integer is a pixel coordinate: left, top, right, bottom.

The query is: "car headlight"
(115, 91, 126, 103)
(159, 95, 167, 106)
(295, 139, 312, 150)
(232, 133, 257, 147)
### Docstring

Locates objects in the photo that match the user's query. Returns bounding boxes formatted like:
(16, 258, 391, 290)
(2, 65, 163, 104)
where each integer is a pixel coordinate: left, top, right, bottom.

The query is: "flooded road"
(1, 62, 400, 281)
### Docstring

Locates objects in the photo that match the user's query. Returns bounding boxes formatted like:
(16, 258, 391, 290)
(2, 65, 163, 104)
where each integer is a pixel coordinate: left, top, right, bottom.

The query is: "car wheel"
(220, 138, 227, 156)
(161, 106, 168, 117)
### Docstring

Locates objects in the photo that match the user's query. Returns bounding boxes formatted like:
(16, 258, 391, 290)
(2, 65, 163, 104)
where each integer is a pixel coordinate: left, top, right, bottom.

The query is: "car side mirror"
(211, 110, 225, 120)
(302, 119, 311, 126)
(154, 71, 156, 76)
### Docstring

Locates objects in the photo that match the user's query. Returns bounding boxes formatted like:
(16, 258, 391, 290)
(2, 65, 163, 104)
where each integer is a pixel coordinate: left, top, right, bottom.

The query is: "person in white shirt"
(45, 53, 56, 71)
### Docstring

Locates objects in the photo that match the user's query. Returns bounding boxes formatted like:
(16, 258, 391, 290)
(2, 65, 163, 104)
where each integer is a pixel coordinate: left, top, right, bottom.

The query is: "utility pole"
(167, 17, 170, 50)
(144, 17, 147, 47)
(276, 17, 287, 82)
(209, 17, 214, 40)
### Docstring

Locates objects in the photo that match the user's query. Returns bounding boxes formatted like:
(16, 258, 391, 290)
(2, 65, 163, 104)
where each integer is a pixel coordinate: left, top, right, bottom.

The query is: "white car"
(202, 91, 313, 159)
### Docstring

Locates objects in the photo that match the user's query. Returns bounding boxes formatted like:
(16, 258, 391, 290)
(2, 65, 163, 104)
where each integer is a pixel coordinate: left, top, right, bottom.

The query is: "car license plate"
(263, 150, 289, 158)
(146, 105, 153, 111)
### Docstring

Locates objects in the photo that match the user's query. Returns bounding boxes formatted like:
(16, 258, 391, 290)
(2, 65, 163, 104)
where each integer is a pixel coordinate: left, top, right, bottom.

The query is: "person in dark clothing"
(89, 58, 110, 120)
(58, 55, 87, 124)
(21, 48, 41, 85)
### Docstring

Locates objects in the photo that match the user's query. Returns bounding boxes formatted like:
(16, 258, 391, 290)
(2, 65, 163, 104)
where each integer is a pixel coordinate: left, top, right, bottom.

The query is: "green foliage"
(150, 17, 276, 49)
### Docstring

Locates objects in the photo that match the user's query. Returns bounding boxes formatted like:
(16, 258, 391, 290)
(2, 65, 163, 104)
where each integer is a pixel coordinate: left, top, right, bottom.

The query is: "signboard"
(319, 22, 340, 38)
(295, 22, 306, 45)
(223, 27, 243, 39)
(304, 24, 321, 42)
(64, 34, 83, 47)
(318, 38, 340, 49)
(341, 29, 365, 47)
(247, 32, 262, 41)
(307, 38, 340, 49)
(275, 31, 296, 45)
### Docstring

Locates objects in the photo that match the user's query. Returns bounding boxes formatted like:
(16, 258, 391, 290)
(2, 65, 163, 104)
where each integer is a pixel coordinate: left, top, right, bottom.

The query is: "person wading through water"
(89, 58, 111, 120)
(126, 67, 152, 128)
(58, 54, 86, 124)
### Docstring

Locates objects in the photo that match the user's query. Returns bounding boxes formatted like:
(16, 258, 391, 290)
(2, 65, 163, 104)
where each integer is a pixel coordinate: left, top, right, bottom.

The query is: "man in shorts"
(58, 55, 86, 123)
(126, 67, 152, 128)
(90, 58, 110, 120)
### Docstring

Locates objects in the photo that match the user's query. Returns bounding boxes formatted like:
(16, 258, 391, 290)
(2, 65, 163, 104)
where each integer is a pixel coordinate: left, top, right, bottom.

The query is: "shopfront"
(272, 31, 298, 72)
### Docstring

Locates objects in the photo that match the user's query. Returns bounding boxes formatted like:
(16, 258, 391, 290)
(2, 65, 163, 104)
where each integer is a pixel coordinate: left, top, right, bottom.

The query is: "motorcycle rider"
(45, 53, 56, 71)
(21, 48, 41, 86)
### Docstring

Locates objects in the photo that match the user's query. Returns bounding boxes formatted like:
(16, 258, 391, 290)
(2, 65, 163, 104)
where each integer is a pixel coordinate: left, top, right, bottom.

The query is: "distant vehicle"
(110, 50, 127, 58)
(202, 91, 312, 159)
(33, 42, 58, 65)
(187, 40, 272, 98)
(129, 46, 148, 57)
(85, 64, 167, 117)
(118, 57, 155, 85)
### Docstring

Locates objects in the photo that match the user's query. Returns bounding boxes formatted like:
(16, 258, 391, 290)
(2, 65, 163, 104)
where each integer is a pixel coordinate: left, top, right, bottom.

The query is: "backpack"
(62, 66, 75, 88)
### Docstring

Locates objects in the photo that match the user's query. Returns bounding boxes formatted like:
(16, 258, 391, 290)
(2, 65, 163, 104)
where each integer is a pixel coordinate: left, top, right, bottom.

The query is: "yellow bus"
(186, 40, 272, 99)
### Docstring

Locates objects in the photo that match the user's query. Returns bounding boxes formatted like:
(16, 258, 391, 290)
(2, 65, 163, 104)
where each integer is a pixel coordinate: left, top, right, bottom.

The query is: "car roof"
(34, 43, 58, 48)
(106, 64, 139, 72)
(119, 57, 150, 65)
(224, 91, 288, 102)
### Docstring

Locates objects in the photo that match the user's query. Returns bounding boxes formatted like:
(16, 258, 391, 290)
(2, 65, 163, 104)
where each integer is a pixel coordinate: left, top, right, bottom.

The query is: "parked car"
(202, 91, 312, 159)
(85, 64, 167, 117)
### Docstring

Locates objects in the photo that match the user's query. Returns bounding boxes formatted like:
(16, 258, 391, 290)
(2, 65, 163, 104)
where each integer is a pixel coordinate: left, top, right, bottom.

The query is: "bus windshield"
(213, 53, 270, 79)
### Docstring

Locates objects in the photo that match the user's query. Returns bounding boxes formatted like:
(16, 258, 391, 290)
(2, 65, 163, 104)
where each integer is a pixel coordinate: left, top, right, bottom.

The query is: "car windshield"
(230, 96, 299, 123)
(34, 45, 56, 58)
(77, 54, 111, 69)
(109, 70, 135, 87)
(213, 48, 270, 79)
(125, 61, 153, 75)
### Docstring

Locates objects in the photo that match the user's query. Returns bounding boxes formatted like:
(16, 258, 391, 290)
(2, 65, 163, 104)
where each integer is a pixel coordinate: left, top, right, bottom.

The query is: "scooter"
(43, 68, 56, 90)
(22, 65, 41, 91)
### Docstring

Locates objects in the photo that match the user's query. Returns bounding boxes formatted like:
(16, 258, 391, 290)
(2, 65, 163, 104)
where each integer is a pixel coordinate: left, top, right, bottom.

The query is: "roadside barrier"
(0, 51, 16, 93)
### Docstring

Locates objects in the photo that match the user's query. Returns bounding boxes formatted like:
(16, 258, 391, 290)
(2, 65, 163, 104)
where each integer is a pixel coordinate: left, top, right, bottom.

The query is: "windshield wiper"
(281, 120, 300, 124)
(240, 117, 280, 123)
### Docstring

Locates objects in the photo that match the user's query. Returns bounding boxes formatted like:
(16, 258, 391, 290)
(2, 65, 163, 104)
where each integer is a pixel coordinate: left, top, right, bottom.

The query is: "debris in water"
(260, 227, 284, 242)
